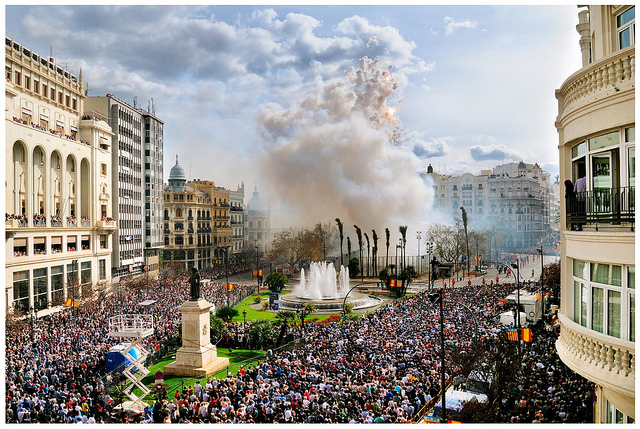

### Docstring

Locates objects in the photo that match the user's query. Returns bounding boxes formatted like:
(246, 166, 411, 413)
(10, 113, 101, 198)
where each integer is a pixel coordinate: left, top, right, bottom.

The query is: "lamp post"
(537, 245, 544, 319)
(511, 259, 521, 355)
(395, 244, 400, 279)
(224, 248, 230, 308)
(341, 282, 373, 317)
(255, 242, 260, 293)
(426, 242, 434, 289)
(416, 231, 422, 275)
(428, 289, 446, 423)
(29, 306, 35, 341)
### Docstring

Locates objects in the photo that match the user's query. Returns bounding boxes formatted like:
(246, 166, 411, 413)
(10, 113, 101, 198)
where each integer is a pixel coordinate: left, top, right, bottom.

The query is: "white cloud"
(469, 144, 521, 162)
(444, 16, 478, 36)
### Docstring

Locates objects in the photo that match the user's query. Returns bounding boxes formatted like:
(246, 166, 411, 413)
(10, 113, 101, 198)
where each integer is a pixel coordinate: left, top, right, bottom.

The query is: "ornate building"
(229, 183, 246, 260)
(5, 38, 116, 313)
(246, 185, 272, 257)
(555, 5, 635, 423)
(162, 159, 233, 271)
(425, 161, 554, 249)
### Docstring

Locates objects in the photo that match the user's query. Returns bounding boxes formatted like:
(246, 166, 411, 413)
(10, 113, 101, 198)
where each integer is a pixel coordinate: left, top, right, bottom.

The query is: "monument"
(164, 268, 229, 377)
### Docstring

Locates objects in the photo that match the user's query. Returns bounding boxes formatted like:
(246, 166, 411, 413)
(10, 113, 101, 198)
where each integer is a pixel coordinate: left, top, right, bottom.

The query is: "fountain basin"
(279, 289, 382, 313)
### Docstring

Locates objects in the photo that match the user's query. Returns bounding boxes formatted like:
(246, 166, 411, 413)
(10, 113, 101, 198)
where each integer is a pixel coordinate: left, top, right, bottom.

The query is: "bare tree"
(426, 223, 465, 264)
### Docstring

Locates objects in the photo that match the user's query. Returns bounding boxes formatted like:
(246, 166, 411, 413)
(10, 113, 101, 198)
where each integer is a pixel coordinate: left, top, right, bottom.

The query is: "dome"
(169, 160, 186, 181)
(518, 160, 527, 170)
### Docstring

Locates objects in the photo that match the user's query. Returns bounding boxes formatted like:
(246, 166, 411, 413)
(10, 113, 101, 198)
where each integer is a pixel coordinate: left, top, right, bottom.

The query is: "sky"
(5, 3, 583, 241)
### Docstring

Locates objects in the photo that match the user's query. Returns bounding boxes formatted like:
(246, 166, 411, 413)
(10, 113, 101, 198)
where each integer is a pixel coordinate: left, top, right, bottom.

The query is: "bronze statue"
(189, 266, 201, 300)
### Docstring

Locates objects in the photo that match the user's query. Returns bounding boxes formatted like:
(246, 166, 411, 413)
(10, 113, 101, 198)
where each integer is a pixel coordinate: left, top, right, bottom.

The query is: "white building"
(555, 5, 635, 423)
(425, 161, 555, 249)
(5, 38, 116, 312)
(229, 183, 246, 259)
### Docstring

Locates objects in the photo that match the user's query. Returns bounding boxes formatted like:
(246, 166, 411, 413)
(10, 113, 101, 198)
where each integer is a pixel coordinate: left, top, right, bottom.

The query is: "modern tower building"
(555, 5, 635, 423)
(5, 38, 116, 312)
(85, 95, 164, 280)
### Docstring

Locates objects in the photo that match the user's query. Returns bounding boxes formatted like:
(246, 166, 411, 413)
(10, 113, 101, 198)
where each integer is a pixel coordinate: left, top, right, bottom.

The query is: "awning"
(34, 237, 45, 244)
(51, 236, 62, 245)
(67, 236, 76, 243)
(13, 238, 27, 246)
(81, 235, 90, 240)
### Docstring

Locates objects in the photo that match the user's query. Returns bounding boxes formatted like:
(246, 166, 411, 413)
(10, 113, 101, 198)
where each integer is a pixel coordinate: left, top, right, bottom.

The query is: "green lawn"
(131, 348, 265, 400)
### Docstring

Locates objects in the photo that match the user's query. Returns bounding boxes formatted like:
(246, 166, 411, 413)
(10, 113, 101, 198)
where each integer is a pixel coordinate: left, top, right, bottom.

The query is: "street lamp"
(511, 259, 521, 355)
(29, 306, 35, 341)
(428, 289, 446, 423)
(395, 244, 401, 279)
(426, 242, 434, 289)
(537, 245, 544, 319)
(255, 242, 260, 293)
(416, 231, 422, 275)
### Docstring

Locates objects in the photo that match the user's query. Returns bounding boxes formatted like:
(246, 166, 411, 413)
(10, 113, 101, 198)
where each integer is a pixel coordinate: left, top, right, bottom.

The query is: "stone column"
(164, 299, 229, 377)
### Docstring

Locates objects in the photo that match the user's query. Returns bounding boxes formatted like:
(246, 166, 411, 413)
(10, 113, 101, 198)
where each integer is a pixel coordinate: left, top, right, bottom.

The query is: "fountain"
(279, 261, 382, 313)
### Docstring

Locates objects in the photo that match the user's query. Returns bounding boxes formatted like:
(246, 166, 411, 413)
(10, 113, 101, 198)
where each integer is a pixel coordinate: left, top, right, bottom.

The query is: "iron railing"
(566, 186, 634, 230)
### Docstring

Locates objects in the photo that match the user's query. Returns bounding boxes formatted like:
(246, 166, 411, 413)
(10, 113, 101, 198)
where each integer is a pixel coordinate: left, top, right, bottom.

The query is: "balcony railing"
(557, 46, 635, 121)
(556, 314, 634, 400)
(566, 186, 634, 230)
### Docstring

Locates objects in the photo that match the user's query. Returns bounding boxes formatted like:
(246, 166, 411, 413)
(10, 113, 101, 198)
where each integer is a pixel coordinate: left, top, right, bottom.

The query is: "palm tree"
(385, 228, 390, 269)
(354, 225, 364, 281)
(335, 218, 344, 268)
(399, 225, 408, 288)
(460, 207, 470, 276)
(364, 232, 370, 277)
(372, 229, 379, 277)
(347, 237, 352, 262)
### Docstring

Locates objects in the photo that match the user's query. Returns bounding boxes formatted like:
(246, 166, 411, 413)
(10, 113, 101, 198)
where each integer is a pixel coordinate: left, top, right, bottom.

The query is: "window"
(101, 163, 107, 176)
(14, 70, 21, 86)
(81, 261, 91, 286)
(617, 6, 635, 49)
(24, 75, 30, 90)
(99, 259, 106, 280)
(13, 271, 29, 310)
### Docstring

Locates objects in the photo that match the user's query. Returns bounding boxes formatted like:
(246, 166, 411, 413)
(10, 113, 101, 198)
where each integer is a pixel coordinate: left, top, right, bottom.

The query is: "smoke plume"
(258, 57, 433, 230)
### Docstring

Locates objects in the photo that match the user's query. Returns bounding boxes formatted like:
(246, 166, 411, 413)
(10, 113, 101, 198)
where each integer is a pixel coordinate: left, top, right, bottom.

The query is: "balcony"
(566, 186, 634, 231)
(556, 314, 634, 404)
(557, 46, 634, 122)
(96, 219, 117, 232)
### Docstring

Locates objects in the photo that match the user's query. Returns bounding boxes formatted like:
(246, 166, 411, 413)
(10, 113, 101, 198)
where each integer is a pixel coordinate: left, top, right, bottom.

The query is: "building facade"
(555, 5, 635, 423)
(141, 107, 164, 278)
(246, 185, 272, 256)
(5, 38, 116, 313)
(425, 161, 554, 249)
(85, 95, 163, 280)
(229, 183, 246, 260)
(162, 160, 234, 271)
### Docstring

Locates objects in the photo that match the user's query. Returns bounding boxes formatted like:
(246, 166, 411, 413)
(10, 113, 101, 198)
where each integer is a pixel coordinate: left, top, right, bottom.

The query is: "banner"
(507, 329, 519, 341)
(521, 328, 532, 342)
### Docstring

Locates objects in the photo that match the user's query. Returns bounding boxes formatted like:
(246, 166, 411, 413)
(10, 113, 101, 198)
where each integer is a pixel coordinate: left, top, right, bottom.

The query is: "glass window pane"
(591, 263, 622, 286)
(629, 266, 635, 289)
(619, 28, 631, 49)
(581, 284, 588, 327)
(574, 259, 587, 279)
(608, 290, 621, 338)
(629, 146, 635, 187)
(574, 281, 581, 323)
(572, 142, 586, 158)
(630, 293, 635, 342)
(625, 127, 635, 143)
(617, 7, 635, 28)
(592, 287, 604, 333)
(589, 131, 619, 151)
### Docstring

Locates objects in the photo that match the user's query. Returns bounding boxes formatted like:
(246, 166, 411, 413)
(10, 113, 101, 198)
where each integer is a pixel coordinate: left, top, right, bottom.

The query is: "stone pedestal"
(164, 299, 229, 377)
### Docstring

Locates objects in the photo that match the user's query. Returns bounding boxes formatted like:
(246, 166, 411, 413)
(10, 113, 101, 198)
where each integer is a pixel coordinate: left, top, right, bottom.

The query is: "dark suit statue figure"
(189, 267, 201, 301)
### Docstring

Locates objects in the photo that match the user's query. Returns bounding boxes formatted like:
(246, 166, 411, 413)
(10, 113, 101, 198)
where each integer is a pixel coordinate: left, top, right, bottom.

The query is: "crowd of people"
(5, 266, 594, 424)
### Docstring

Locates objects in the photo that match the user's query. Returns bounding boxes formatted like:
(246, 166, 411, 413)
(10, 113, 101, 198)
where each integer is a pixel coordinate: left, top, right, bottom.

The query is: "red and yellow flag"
(521, 328, 532, 342)
(507, 329, 519, 341)
(65, 298, 73, 306)
(225, 284, 234, 290)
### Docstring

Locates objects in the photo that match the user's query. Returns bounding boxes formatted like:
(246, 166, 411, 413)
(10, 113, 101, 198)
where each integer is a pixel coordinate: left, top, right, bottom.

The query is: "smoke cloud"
(258, 56, 433, 231)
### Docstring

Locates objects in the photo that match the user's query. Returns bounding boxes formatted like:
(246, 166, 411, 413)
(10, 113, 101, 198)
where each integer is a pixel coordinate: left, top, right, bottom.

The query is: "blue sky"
(5, 4, 582, 232)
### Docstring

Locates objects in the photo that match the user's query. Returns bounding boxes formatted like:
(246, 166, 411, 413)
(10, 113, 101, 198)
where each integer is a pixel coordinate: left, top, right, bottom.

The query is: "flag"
(536, 293, 542, 301)
(258, 270, 263, 276)
(507, 329, 519, 341)
(389, 279, 396, 287)
(225, 284, 234, 290)
(521, 328, 532, 342)
(65, 298, 73, 306)
(73, 300, 80, 307)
